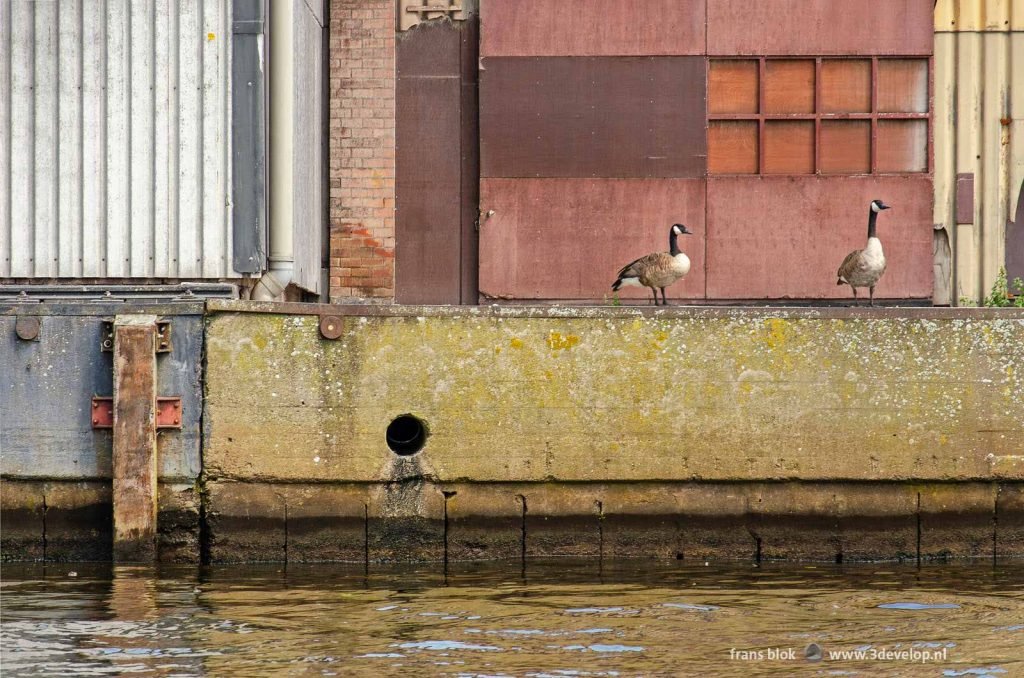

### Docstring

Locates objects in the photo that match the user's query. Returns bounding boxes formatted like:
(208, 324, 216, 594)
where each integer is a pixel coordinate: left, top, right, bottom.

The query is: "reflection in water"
(1, 561, 1022, 676)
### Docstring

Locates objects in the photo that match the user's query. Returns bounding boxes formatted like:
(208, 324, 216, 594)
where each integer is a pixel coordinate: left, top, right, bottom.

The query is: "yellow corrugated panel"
(933, 23, 1023, 305)
(935, 0, 1020, 31)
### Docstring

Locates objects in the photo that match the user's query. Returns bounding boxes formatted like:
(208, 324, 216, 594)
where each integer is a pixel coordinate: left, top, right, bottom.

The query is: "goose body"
(612, 224, 692, 305)
(837, 200, 890, 305)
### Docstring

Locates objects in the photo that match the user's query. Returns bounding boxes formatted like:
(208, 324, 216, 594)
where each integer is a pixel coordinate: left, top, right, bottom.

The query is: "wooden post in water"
(112, 315, 159, 561)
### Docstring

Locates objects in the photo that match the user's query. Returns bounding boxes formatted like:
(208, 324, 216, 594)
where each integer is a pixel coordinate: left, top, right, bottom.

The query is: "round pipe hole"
(386, 414, 427, 455)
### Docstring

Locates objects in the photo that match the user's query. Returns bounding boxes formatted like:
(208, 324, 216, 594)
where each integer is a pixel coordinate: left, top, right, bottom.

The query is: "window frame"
(707, 56, 933, 176)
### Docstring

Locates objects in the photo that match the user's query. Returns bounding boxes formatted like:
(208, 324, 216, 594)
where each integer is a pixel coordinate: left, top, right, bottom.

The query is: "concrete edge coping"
(206, 299, 1024, 321)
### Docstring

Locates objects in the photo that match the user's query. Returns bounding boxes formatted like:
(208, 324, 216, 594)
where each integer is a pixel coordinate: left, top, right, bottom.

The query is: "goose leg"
(650, 288, 659, 306)
(660, 288, 668, 306)
(869, 285, 876, 307)
(850, 286, 858, 306)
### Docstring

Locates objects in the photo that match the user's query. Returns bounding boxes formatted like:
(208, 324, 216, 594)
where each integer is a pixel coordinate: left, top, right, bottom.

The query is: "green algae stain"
(547, 332, 580, 351)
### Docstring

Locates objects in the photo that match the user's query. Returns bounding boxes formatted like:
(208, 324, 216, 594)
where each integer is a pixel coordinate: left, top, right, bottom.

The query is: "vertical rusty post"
(112, 315, 158, 562)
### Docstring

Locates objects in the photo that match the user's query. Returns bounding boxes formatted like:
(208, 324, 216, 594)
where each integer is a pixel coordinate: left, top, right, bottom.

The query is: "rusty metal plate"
(956, 173, 975, 224)
(91, 397, 182, 429)
(480, 57, 706, 178)
(481, 0, 706, 56)
(396, 21, 464, 305)
(14, 316, 40, 341)
(479, 178, 706, 301)
(707, 0, 934, 56)
(705, 176, 934, 299)
(319, 315, 345, 340)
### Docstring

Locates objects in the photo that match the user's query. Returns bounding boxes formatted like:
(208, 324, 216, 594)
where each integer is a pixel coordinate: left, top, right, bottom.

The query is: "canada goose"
(837, 199, 890, 306)
(612, 223, 693, 306)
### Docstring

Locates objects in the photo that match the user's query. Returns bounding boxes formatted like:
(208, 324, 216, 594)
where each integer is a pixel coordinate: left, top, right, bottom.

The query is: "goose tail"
(612, 275, 640, 291)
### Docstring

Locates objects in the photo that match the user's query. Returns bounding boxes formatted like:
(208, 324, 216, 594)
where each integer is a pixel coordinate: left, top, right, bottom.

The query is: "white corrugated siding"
(0, 0, 235, 279)
(934, 0, 1024, 304)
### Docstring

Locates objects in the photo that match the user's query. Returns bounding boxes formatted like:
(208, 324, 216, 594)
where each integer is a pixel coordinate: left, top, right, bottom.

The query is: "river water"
(1, 560, 1021, 676)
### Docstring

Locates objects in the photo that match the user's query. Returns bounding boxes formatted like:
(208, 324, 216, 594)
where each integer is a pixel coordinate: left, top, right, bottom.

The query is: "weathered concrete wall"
(202, 302, 1024, 563)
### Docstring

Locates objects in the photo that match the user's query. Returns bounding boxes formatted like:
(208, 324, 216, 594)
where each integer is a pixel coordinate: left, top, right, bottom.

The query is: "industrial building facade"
(2, 0, 1022, 305)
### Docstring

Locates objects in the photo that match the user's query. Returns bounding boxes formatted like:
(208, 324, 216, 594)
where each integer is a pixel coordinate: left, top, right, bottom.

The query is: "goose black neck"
(867, 209, 879, 239)
(669, 230, 680, 256)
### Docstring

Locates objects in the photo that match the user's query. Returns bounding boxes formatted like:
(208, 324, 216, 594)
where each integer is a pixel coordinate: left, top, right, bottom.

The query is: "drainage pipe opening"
(386, 414, 427, 455)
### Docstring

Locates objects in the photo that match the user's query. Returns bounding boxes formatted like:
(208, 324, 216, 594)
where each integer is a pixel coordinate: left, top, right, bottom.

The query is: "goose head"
(671, 223, 693, 236)
(870, 200, 891, 213)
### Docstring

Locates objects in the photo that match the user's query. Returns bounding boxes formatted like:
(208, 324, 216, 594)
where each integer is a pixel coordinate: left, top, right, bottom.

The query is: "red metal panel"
(707, 0, 934, 56)
(479, 179, 706, 301)
(481, 0, 706, 57)
(480, 57, 706, 179)
(395, 24, 463, 304)
(955, 173, 975, 224)
(706, 176, 934, 299)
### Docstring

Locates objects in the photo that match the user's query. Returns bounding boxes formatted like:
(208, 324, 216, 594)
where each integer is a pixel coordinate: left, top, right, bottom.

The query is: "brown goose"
(612, 223, 693, 306)
(837, 199, 890, 306)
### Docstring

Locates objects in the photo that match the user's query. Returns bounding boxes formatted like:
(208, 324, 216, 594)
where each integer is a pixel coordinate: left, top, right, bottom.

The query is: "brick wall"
(328, 0, 396, 302)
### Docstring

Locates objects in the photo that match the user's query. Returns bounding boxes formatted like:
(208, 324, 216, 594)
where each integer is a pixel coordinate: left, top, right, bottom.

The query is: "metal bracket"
(399, 0, 464, 31)
(102, 319, 171, 352)
(91, 397, 183, 429)
(319, 315, 345, 340)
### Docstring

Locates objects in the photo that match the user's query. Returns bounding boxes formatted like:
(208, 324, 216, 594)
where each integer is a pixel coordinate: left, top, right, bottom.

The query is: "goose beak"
(880, 203, 891, 210)
(680, 226, 694, 235)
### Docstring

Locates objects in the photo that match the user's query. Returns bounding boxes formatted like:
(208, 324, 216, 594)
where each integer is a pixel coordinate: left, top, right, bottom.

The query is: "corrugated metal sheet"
(934, 0, 1024, 304)
(0, 0, 237, 279)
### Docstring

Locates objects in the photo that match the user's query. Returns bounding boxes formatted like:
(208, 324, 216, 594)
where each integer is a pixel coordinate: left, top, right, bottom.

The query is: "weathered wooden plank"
(478, 178, 706, 301)
(706, 176, 934, 299)
(112, 315, 158, 562)
(58, 0, 84, 277)
(81, 0, 107, 277)
(481, 0, 706, 57)
(9, 1, 35, 277)
(708, 0, 934, 56)
(129, 0, 155, 277)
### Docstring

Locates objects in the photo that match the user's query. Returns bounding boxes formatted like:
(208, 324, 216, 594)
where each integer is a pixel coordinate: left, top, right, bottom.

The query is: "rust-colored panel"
(707, 0, 934, 56)
(480, 57, 707, 178)
(708, 121, 758, 174)
(820, 121, 871, 174)
(956, 173, 975, 224)
(460, 16, 480, 303)
(877, 120, 928, 173)
(706, 176, 934, 299)
(395, 25, 463, 305)
(709, 60, 759, 114)
(764, 121, 815, 174)
(481, 0, 706, 56)
(765, 60, 815, 114)
(479, 179, 706, 301)
(878, 59, 929, 113)
(821, 59, 871, 113)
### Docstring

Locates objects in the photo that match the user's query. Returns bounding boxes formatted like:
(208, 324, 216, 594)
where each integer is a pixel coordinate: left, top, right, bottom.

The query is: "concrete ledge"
(202, 481, 1019, 564)
(0, 480, 200, 563)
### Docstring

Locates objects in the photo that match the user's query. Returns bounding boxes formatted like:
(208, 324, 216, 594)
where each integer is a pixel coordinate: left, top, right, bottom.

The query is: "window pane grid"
(707, 56, 930, 175)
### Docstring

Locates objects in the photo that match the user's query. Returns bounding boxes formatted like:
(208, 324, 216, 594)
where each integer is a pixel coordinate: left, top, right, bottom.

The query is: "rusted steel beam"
(112, 315, 159, 562)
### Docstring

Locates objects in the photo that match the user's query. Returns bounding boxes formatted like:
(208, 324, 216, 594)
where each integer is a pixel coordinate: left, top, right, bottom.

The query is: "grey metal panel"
(0, 310, 203, 482)
(231, 0, 268, 274)
(291, 0, 324, 294)
(0, 0, 239, 279)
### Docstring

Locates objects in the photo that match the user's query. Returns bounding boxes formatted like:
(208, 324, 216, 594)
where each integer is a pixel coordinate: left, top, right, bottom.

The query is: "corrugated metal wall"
(0, 0, 237, 279)
(934, 0, 1024, 304)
